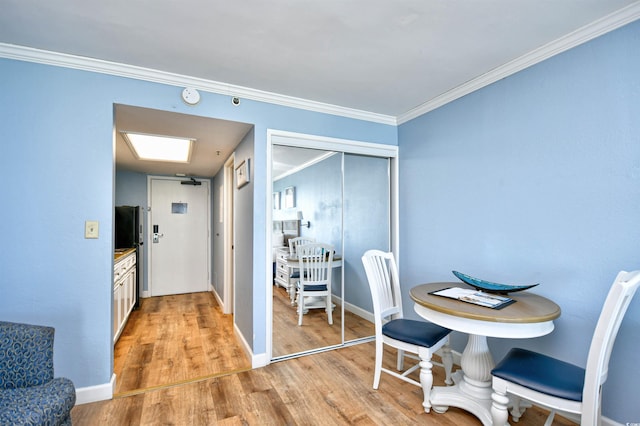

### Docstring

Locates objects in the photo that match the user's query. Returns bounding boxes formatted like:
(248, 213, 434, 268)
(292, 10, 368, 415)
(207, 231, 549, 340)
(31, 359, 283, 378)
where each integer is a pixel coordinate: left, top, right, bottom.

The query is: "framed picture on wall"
(273, 192, 281, 210)
(236, 159, 250, 188)
(284, 186, 295, 209)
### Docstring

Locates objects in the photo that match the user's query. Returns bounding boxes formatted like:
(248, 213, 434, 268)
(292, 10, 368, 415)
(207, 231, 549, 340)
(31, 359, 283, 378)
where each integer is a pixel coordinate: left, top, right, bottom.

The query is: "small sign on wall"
(236, 159, 250, 188)
(172, 202, 188, 214)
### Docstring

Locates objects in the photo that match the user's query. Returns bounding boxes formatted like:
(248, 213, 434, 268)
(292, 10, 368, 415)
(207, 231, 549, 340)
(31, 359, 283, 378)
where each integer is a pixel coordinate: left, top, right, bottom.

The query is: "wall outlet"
(85, 221, 99, 239)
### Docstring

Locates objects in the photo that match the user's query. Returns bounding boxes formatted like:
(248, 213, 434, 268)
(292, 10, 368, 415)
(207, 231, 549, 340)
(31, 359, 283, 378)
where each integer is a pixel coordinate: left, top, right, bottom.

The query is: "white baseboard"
(252, 352, 269, 368)
(74, 374, 115, 405)
(211, 285, 224, 307)
(341, 298, 374, 323)
(601, 417, 623, 426)
(233, 322, 267, 369)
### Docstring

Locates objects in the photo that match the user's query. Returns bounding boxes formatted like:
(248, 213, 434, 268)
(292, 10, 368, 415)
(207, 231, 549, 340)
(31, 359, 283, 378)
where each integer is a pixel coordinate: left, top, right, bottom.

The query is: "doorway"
(113, 104, 253, 394)
(148, 176, 210, 296)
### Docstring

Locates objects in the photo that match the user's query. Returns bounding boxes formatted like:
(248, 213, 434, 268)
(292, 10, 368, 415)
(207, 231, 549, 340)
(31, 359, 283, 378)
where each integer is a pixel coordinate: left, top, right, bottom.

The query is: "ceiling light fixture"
(122, 132, 194, 163)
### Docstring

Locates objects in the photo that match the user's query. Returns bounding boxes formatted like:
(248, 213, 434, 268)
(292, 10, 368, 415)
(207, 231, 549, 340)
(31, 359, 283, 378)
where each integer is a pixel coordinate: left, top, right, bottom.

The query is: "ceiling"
(115, 105, 253, 177)
(3, 1, 639, 177)
(115, 105, 325, 178)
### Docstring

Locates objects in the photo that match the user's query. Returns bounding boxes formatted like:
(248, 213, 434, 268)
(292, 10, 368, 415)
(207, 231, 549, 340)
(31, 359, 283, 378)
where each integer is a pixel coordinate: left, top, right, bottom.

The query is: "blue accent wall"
(0, 58, 396, 391)
(273, 154, 343, 248)
(398, 20, 640, 422)
(1, 17, 639, 422)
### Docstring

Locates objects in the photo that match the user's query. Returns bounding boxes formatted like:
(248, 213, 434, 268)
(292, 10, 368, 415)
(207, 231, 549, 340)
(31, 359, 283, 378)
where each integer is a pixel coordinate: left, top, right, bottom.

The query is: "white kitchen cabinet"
(113, 251, 136, 344)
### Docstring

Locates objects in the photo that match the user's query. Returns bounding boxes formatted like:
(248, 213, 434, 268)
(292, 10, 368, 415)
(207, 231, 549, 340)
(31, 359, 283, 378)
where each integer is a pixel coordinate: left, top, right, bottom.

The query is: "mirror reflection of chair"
(361, 249, 453, 414)
(287, 237, 316, 305)
(289, 237, 316, 256)
(296, 243, 334, 326)
(491, 270, 640, 426)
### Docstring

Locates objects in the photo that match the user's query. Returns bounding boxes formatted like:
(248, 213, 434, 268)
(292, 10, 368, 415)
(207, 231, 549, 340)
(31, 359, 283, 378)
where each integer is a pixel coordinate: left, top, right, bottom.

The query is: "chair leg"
(491, 390, 510, 426)
(417, 347, 435, 413)
(543, 410, 556, 426)
(297, 291, 304, 326)
(441, 344, 454, 385)
(510, 397, 524, 422)
(289, 284, 296, 305)
(397, 349, 405, 371)
(373, 339, 384, 389)
(326, 294, 333, 325)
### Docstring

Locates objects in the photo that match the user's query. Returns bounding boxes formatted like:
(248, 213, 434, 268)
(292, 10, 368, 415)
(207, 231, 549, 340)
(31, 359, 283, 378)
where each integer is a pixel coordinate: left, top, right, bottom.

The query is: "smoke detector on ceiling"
(181, 87, 200, 105)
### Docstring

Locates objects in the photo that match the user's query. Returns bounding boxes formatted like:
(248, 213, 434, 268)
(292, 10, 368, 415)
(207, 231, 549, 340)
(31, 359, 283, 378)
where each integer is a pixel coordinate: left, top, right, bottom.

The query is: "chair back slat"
(289, 237, 316, 256)
(582, 270, 640, 424)
(362, 250, 403, 326)
(299, 243, 333, 287)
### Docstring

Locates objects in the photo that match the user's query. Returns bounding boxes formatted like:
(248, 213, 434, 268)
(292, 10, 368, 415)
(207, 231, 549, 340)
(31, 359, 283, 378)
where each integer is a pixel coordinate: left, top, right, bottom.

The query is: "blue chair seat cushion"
(296, 282, 327, 292)
(289, 271, 309, 279)
(492, 348, 585, 402)
(382, 319, 450, 348)
(0, 377, 76, 425)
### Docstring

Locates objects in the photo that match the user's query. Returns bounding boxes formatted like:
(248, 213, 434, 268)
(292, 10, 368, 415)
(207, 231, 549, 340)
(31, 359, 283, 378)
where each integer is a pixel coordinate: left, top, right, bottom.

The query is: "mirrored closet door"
(270, 139, 394, 360)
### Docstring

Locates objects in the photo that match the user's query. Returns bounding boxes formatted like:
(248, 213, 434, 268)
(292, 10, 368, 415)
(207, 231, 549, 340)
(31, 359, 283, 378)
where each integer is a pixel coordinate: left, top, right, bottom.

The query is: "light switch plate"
(85, 221, 99, 239)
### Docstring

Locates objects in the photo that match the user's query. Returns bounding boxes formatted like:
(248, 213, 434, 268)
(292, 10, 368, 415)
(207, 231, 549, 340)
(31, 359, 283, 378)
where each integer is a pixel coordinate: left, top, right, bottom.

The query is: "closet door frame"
(265, 129, 399, 362)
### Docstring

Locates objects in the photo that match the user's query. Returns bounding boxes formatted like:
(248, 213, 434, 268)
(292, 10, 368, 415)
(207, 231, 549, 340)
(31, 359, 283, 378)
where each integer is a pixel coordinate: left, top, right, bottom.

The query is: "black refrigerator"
(115, 205, 143, 309)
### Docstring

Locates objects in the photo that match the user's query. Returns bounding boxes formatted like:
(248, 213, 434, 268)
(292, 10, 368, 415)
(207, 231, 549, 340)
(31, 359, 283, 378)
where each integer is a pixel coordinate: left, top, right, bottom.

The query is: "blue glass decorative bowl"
(452, 271, 539, 294)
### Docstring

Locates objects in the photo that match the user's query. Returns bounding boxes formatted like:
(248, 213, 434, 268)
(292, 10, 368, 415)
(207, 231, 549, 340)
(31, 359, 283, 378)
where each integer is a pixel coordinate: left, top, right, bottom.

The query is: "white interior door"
(149, 177, 210, 296)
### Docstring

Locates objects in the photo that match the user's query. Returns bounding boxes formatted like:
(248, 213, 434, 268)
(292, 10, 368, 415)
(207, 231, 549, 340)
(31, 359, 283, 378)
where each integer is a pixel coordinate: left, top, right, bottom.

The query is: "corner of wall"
(74, 374, 115, 405)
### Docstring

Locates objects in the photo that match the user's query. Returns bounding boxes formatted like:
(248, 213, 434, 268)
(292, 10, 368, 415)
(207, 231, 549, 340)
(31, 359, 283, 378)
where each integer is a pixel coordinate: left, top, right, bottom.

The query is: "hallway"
(113, 292, 251, 395)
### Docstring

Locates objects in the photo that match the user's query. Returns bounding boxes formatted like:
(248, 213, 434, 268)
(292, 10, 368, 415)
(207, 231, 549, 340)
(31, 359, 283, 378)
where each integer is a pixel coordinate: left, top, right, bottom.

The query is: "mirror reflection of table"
(410, 282, 561, 426)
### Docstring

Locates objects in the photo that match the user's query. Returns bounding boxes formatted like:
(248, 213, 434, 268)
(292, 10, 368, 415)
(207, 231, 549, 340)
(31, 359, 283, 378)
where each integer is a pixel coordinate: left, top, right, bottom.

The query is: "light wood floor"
(74, 340, 576, 425)
(272, 285, 375, 357)
(74, 290, 577, 425)
(113, 292, 251, 395)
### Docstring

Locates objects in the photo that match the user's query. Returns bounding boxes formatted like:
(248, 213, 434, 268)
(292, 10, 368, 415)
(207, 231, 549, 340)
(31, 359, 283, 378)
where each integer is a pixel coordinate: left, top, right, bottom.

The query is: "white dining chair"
(281, 237, 316, 304)
(288, 237, 315, 257)
(361, 249, 453, 414)
(491, 270, 640, 426)
(296, 243, 334, 326)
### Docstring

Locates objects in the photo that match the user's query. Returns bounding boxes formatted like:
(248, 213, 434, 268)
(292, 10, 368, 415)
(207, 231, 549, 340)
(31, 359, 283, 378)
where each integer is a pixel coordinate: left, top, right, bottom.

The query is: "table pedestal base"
(431, 371, 494, 425)
(430, 334, 495, 426)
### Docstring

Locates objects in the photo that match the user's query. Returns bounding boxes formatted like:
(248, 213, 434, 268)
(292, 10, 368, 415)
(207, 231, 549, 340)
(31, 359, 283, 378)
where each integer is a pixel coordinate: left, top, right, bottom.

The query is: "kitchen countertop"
(114, 247, 136, 262)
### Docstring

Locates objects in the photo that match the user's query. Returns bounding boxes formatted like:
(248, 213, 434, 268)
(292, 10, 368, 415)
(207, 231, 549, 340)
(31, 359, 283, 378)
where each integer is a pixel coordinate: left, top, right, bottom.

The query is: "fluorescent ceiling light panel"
(123, 132, 193, 163)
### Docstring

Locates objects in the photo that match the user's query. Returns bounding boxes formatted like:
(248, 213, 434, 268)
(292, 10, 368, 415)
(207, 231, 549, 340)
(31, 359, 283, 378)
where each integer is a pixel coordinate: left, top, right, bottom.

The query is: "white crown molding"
(1, 2, 638, 128)
(397, 2, 640, 125)
(0, 43, 396, 126)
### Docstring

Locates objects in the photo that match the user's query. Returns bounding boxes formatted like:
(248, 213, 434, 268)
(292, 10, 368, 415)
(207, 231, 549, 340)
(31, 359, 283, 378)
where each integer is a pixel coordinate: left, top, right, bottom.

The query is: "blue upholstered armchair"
(0, 321, 76, 425)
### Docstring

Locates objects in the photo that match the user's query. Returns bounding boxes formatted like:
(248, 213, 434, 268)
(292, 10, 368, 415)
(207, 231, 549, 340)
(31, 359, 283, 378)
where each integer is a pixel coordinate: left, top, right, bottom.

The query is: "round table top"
(410, 282, 561, 324)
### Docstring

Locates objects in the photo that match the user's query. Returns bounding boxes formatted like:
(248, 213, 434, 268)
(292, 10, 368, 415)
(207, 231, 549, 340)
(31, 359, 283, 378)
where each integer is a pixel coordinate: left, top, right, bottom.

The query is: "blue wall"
(233, 128, 256, 347)
(2, 17, 638, 422)
(273, 154, 343, 247)
(398, 20, 640, 422)
(0, 58, 396, 391)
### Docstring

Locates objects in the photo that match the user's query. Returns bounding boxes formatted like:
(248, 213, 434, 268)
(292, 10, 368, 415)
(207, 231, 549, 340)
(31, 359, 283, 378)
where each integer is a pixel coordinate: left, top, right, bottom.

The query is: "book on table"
(431, 287, 515, 309)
